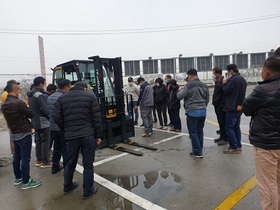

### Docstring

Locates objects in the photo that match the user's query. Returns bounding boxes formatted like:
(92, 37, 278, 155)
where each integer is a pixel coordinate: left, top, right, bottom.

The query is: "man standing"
(54, 82, 102, 199)
(177, 69, 209, 159)
(243, 56, 280, 210)
(165, 74, 173, 126)
(47, 79, 71, 174)
(222, 64, 247, 154)
(212, 67, 228, 146)
(126, 77, 139, 125)
(27, 76, 52, 167)
(135, 77, 154, 137)
(1, 82, 41, 190)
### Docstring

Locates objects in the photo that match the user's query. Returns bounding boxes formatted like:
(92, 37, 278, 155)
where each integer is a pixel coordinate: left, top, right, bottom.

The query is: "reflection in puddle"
(101, 171, 183, 209)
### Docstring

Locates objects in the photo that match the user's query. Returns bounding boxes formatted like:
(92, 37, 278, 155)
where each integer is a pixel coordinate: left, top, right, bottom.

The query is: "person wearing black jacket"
(53, 82, 102, 199)
(168, 79, 181, 132)
(243, 56, 280, 210)
(212, 67, 227, 145)
(27, 76, 52, 168)
(222, 64, 247, 154)
(154, 78, 169, 129)
(1, 82, 41, 190)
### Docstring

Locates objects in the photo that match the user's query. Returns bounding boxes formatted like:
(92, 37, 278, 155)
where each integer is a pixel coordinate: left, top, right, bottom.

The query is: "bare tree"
(19, 78, 33, 101)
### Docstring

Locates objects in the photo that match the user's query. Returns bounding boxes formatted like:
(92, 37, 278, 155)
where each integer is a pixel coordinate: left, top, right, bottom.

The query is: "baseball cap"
(7, 79, 20, 85)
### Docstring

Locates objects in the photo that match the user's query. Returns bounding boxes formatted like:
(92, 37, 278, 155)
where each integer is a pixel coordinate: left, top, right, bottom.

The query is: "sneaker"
(52, 166, 64, 174)
(217, 140, 228, 146)
(174, 129, 181, 132)
(41, 162, 52, 168)
(35, 161, 42, 167)
(83, 186, 98, 199)
(157, 126, 163, 129)
(237, 147, 242, 151)
(189, 152, 203, 159)
(169, 128, 176, 131)
(64, 182, 79, 195)
(223, 148, 241, 154)
(140, 124, 144, 127)
(162, 126, 168, 130)
(14, 178, 23, 186)
(141, 132, 152, 137)
(134, 121, 138, 125)
(22, 179, 41, 190)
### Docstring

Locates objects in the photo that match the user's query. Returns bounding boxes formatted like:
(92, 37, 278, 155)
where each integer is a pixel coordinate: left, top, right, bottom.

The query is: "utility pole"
(38, 36, 46, 78)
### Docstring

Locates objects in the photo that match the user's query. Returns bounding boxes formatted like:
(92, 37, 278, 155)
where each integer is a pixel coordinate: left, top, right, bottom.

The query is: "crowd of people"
(1, 47, 280, 208)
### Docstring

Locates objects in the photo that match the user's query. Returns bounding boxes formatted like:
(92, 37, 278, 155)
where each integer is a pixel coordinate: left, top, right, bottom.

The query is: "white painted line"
(153, 134, 184, 145)
(242, 142, 253, 147)
(75, 164, 166, 210)
(94, 153, 128, 167)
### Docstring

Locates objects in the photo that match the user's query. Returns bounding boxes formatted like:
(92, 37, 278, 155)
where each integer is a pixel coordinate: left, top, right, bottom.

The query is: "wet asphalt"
(0, 85, 262, 210)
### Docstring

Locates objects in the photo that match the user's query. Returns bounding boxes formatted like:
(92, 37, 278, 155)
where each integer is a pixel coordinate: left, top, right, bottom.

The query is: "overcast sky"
(0, 0, 280, 79)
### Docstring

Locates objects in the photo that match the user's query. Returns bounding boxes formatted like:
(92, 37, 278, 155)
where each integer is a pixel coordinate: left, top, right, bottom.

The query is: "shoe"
(140, 124, 144, 127)
(83, 186, 98, 199)
(141, 132, 152, 137)
(52, 166, 64, 174)
(223, 148, 241, 154)
(237, 147, 242, 151)
(134, 121, 138, 125)
(169, 128, 176, 131)
(167, 123, 173, 126)
(14, 178, 22, 186)
(214, 137, 222, 143)
(41, 162, 52, 168)
(64, 182, 79, 195)
(157, 126, 163, 129)
(162, 126, 167, 130)
(35, 161, 42, 167)
(217, 140, 228, 146)
(189, 152, 203, 159)
(22, 179, 41, 190)
(174, 129, 181, 132)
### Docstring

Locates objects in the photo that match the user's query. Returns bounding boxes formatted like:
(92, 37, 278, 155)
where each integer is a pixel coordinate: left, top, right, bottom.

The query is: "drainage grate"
(0, 157, 13, 167)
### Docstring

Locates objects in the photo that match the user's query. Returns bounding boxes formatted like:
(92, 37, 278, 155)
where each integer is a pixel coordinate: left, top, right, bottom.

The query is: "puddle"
(101, 170, 183, 205)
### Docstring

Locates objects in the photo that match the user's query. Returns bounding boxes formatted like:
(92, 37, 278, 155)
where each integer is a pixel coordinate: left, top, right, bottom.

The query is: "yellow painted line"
(205, 118, 249, 136)
(214, 175, 257, 210)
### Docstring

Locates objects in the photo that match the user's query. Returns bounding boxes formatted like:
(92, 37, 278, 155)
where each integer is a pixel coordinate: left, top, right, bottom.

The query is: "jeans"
(214, 105, 227, 139)
(156, 103, 168, 126)
(171, 108, 181, 130)
(64, 135, 96, 194)
(35, 127, 51, 163)
(51, 130, 67, 170)
(127, 101, 138, 122)
(225, 111, 242, 149)
(13, 135, 32, 184)
(187, 115, 206, 156)
(140, 106, 153, 133)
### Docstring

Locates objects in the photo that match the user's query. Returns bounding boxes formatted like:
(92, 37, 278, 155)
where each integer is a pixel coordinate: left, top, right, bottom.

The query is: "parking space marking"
(214, 175, 257, 210)
(75, 164, 166, 210)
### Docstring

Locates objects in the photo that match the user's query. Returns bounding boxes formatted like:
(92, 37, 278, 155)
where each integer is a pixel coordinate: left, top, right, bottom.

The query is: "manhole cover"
(0, 157, 13, 167)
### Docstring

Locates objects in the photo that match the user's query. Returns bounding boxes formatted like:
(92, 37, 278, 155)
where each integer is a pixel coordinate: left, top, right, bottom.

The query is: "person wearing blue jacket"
(222, 64, 247, 154)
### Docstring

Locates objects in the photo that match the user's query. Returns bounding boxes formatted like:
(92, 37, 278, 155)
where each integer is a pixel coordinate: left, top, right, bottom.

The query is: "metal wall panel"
(143, 60, 158, 74)
(214, 55, 230, 70)
(161, 59, 174, 74)
(251, 53, 266, 68)
(124, 61, 140, 76)
(197, 56, 212, 71)
(179, 57, 194, 73)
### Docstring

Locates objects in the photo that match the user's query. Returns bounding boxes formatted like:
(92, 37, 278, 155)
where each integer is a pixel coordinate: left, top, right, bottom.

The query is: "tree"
(19, 78, 33, 101)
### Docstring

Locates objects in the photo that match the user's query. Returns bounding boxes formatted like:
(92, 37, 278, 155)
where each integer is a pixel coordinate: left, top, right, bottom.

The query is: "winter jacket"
(212, 76, 224, 107)
(177, 78, 209, 112)
(169, 85, 180, 109)
(137, 81, 154, 107)
(53, 86, 103, 140)
(27, 87, 49, 129)
(222, 73, 247, 112)
(243, 75, 280, 150)
(1, 95, 34, 134)
(126, 83, 139, 101)
(154, 84, 169, 105)
(47, 90, 64, 131)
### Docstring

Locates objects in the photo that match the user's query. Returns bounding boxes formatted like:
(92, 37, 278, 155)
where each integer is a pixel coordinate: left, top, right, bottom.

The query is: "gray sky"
(0, 0, 280, 80)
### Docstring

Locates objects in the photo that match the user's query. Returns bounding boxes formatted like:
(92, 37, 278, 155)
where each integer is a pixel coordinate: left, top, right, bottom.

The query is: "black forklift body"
(52, 56, 156, 155)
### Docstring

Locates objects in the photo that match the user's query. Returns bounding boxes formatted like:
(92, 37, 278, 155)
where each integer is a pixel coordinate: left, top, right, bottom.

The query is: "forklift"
(52, 56, 157, 156)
